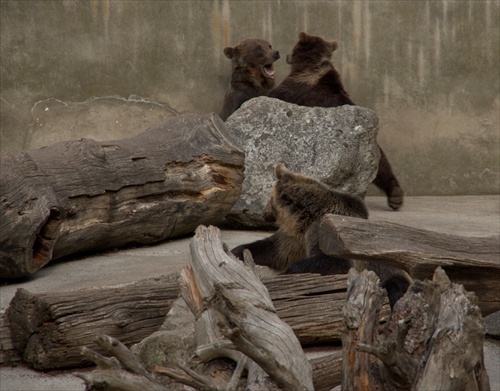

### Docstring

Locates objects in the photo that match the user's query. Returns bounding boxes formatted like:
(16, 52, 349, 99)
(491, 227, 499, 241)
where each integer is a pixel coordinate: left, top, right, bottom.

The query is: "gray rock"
(223, 96, 380, 228)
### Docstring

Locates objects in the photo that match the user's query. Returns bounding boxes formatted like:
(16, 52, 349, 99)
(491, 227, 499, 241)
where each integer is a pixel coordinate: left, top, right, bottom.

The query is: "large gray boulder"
(223, 96, 380, 228)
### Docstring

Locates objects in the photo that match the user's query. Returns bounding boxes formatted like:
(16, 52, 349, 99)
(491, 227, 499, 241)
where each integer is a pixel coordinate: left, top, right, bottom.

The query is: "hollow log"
(342, 267, 490, 391)
(0, 114, 244, 278)
(319, 214, 500, 315)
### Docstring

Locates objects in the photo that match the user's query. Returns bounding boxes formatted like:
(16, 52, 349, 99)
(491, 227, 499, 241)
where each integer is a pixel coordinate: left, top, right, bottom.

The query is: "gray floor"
(1, 196, 499, 390)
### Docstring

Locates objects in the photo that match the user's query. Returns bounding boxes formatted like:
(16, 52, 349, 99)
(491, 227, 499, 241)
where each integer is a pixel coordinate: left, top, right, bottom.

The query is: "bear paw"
(388, 186, 403, 211)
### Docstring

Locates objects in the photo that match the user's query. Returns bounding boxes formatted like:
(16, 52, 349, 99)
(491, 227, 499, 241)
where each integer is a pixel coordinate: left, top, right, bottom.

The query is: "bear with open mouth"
(218, 38, 280, 121)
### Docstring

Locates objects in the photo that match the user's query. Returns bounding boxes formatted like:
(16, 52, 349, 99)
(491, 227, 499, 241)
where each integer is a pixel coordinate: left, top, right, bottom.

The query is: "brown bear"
(218, 38, 280, 121)
(232, 163, 410, 308)
(269, 32, 403, 211)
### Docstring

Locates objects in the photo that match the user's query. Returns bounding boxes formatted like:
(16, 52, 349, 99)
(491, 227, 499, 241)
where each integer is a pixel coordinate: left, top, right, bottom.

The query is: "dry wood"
(8, 278, 180, 370)
(4, 271, 348, 370)
(342, 267, 490, 391)
(0, 113, 244, 278)
(75, 335, 169, 391)
(319, 214, 500, 315)
(308, 349, 343, 391)
(187, 225, 314, 391)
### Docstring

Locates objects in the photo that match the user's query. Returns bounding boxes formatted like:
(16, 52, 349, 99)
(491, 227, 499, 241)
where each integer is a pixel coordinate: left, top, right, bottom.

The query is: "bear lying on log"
(0, 114, 244, 278)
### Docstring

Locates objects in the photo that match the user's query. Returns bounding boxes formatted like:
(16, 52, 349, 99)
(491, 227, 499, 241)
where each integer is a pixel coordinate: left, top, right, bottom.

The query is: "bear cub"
(232, 163, 410, 308)
(219, 38, 280, 121)
(269, 32, 404, 211)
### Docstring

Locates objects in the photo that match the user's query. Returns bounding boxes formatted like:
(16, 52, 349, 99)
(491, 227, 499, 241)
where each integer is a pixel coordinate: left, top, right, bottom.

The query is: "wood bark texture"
(5, 272, 348, 369)
(0, 114, 244, 278)
(7, 278, 180, 370)
(342, 267, 490, 391)
(75, 226, 319, 390)
(186, 225, 314, 391)
(319, 214, 500, 315)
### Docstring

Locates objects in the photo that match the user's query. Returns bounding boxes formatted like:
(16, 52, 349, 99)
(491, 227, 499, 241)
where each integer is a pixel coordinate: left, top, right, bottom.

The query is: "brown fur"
(231, 163, 368, 272)
(218, 38, 280, 121)
(232, 163, 410, 308)
(270, 32, 403, 210)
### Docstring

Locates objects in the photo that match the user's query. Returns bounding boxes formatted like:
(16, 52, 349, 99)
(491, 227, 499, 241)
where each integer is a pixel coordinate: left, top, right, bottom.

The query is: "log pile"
(2, 217, 496, 389)
(319, 214, 500, 315)
(5, 267, 347, 370)
(0, 114, 244, 278)
(71, 225, 492, 390)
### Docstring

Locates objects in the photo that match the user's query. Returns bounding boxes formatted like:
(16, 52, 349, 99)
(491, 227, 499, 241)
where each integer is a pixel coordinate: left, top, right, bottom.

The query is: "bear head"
(285, 31, 338, 73)
(263, 163, 368, 237)
(224, 38, 280, 81)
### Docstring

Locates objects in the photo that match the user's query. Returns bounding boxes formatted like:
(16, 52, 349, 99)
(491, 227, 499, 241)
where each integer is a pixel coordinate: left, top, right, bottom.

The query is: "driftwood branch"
(0, 114, 244, 278)
(186, 225, 314, 391)
(342, 267, 490, 391)
(75, 335, 168, 391)
(319, 214, 500, 315)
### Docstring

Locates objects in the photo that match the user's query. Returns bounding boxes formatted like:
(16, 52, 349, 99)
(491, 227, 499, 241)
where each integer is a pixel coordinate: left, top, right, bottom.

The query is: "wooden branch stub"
(319, 214, 500, 315)
(341, 269, 386, 391)
(1, 113, 245, 278)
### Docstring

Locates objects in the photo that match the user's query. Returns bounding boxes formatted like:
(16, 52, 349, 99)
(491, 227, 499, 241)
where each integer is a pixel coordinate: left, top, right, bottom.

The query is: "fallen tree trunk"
(8, 277, 181, 370)
(0, 114, 244, 278)
(342, 267, 490, 391)
(6, 271, 348, 369)
(319, 214, 500, 315)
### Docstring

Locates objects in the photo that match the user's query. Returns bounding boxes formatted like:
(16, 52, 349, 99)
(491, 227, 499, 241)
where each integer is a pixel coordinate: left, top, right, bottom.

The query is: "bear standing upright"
(218, 38, 280, 121)
(269, 32, 404, 211)
(231, 164, 410, 308)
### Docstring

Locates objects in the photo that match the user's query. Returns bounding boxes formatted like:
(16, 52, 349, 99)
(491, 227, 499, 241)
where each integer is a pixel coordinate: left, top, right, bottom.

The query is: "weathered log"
(77, 226, 317, 390)
(6, 271, 348, 369)
(319, 214, 500, 315)
(342, 267, 490, 391)
(0, 113, 244, 278)
(7, 278, 180, 370)
(186, 225, 314, 391)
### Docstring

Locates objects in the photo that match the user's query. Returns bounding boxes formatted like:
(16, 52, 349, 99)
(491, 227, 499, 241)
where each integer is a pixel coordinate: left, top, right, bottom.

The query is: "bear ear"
(299, 31, 309, 41)
(223, 46, 236, 59)
(275, 163, 293, 181)
(330, 40, 339, 52)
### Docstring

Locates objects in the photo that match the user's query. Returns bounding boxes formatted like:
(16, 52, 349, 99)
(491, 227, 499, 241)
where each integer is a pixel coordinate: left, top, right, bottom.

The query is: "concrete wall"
(1, 0, 498, 196)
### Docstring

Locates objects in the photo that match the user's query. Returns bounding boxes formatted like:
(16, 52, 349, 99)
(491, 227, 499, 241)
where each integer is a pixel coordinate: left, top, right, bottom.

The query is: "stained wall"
(1, 0, 498, 195)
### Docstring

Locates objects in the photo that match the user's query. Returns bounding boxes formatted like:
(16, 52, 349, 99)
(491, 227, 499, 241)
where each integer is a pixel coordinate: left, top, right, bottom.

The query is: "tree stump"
(0, 114, 244, 278)
(342, 267, 490, 391)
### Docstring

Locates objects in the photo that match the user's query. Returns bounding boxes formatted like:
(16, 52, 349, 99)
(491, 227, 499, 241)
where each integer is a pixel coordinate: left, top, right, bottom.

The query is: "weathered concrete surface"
(0, 196, 498, 390)
(1, 1, 498, 196)
(26, 97, 178, 150)
(224, 97, 379, 228)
